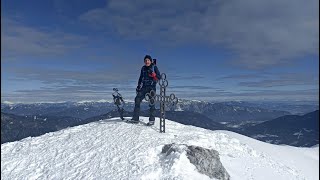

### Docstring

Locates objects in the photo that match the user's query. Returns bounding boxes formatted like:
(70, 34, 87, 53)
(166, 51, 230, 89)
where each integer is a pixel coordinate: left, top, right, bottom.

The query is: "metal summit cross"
(145, 73, 178, 133)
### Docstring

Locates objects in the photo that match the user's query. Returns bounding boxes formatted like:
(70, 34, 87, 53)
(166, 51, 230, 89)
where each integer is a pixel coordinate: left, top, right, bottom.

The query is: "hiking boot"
(146, 121, 155, 126)
(127, 118, 139, 124)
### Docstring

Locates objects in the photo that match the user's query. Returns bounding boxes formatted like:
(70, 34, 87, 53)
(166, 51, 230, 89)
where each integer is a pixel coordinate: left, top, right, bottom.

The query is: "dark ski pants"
(132, 86, 156, 121)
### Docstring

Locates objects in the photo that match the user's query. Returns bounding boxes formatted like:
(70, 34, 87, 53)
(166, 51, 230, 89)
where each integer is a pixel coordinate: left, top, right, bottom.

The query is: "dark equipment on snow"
(112, 88, 125, 120)
(145, 73, 178, 133)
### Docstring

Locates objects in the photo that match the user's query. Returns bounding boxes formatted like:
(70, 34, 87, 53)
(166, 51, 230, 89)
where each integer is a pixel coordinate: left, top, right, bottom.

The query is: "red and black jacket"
(138, 64, 161, 87)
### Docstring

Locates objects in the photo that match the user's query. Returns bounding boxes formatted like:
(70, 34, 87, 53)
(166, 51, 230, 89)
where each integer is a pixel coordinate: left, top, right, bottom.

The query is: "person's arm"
(138, 67, 143, 87)
(154, 66, 161, 80)
(149, 65, 161, 81)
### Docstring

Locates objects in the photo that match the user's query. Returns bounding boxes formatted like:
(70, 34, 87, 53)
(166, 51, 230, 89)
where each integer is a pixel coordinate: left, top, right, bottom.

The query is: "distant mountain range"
(1, 102, 116, 119)
(1, 112, 82, 144)
(1, 99, 293, 122)
(238, 110, 319, 147)
(1, 100, 318, 147)
(172, 99, 291, 122)
(220, 101, 319, 115)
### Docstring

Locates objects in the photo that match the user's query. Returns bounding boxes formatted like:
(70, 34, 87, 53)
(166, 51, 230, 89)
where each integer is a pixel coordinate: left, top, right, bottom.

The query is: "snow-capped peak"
(77, 99, 114, 104)
(2, 101, 15, 105)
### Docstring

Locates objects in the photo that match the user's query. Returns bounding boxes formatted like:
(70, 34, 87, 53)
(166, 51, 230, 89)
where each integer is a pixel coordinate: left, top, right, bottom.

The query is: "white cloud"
(80, 0, 319, 69)
(1, 17, 88, 59)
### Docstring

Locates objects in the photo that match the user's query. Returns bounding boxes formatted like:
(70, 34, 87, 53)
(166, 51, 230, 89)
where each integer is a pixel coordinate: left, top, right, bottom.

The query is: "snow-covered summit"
(1, 117, 319, 180)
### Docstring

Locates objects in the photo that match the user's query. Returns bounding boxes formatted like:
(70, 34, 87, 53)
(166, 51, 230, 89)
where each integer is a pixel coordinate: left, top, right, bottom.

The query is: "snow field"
(1, 117, 318, 180)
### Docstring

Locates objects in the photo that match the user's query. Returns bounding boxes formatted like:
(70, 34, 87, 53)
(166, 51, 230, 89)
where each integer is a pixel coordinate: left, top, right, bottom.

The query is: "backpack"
(150, 59, 157, 73)
(145, 59, 159, 82)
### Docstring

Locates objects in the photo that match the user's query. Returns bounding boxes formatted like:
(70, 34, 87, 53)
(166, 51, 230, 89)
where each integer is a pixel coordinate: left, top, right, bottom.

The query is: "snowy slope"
(1, 117, 319, 180)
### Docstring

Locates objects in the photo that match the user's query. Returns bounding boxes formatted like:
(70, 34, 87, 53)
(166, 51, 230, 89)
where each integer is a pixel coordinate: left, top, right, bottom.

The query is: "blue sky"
(1, 0, 319, 103)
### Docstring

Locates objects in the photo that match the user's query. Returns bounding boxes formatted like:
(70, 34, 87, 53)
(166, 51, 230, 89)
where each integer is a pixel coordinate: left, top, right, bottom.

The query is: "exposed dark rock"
(162, 143, 230, 180)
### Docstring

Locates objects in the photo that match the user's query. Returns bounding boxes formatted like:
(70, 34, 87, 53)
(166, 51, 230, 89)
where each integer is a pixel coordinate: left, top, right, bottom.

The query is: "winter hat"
(144, 55, 152, 62)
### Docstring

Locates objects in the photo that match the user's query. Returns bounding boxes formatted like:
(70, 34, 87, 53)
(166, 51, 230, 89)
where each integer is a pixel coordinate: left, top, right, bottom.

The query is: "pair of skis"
(112, 88, 125, 120)
(112, 88, 155, 126)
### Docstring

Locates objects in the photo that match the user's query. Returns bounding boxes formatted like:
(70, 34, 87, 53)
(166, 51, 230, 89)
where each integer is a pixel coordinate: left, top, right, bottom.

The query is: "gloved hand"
(149, 72, 156, 78)
(149, 72, 158, 81)
(136, 85, 141, 92)
(147, 67, 158, 80)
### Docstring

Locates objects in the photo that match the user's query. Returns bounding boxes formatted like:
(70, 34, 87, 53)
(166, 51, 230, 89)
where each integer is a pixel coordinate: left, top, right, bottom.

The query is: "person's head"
(144, 55, 152, 67)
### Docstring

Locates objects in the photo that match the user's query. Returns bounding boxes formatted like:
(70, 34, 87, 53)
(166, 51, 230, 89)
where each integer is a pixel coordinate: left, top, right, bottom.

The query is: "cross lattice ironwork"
(145, 73, 178, 133)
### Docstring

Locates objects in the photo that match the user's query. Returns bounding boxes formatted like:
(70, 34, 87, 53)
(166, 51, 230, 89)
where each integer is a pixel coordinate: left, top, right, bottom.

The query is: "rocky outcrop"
(162, 143, 230, 180)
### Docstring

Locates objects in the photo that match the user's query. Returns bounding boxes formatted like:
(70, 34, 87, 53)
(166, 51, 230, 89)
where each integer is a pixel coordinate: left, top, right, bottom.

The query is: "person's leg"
(132, 88, 147, 120)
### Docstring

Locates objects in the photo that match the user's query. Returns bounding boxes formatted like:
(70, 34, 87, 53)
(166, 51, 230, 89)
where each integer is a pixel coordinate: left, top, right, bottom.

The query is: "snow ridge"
(1, 117, 319, 180)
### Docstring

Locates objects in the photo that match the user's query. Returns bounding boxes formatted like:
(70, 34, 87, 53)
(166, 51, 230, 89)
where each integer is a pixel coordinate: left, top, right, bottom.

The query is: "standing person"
(128, 55, 161, 126)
